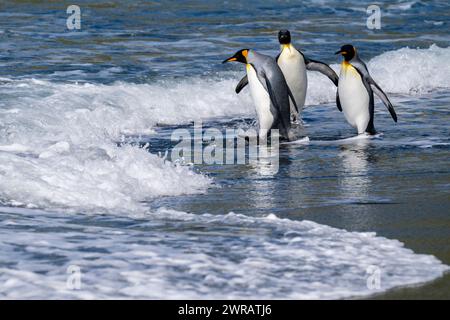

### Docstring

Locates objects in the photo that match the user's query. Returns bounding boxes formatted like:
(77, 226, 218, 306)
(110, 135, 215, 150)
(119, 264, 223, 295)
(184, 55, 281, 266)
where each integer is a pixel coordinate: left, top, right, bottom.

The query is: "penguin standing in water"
(335, 44, 397, 135)
(235, 30, 339, 121)
(223, 49, 297, 141)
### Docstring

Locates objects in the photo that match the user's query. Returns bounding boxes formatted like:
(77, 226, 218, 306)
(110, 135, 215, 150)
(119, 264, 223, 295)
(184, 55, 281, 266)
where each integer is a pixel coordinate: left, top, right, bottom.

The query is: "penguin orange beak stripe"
(222, 49, 249, 64)
(335, 50, 347, 55)
(223, 57, 237, 63)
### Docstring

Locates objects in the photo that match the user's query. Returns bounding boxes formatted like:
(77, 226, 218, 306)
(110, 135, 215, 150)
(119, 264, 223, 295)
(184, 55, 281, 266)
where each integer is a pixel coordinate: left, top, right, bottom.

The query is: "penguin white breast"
(338, 62, 370, 134)
(277, 46, 307, 112)
(246, 64, 274, 137)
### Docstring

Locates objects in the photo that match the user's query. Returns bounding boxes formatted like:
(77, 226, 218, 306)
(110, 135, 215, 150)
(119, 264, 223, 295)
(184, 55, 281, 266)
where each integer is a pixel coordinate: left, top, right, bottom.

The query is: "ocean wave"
(0, 45, 449, 212)
(0, 207, 447, 299)
(367, 44, 450, 94)
(0, 79, 218, 212)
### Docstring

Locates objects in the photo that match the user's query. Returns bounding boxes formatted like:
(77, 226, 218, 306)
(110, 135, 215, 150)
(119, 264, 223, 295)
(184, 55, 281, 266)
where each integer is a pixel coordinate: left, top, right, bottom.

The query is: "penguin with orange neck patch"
(235, 30, 339, 122)
(223, 49, 297, 141)
(335, 44, 397, 135)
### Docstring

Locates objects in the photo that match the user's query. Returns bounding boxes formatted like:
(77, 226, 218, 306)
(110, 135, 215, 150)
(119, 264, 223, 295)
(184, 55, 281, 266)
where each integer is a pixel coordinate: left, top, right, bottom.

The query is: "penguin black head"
(222, 49, 249, 64)
(278, 30, 291, 45)
(335, 44, 356, 61)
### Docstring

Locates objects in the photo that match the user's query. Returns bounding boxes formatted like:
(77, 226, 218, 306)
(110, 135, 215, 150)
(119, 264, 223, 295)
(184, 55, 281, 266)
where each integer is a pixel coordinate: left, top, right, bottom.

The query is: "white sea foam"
(0, 79, 229, 212)
(387, 1, 419, 11)
(367, 44, 450, 94)
(0, 207, 447, 299)
(281, 136, 310, 145)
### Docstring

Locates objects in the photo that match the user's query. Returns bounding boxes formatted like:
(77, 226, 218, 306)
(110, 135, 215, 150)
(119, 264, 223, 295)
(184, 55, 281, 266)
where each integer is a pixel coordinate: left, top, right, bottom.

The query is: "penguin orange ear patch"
(242, 50, 248, 58)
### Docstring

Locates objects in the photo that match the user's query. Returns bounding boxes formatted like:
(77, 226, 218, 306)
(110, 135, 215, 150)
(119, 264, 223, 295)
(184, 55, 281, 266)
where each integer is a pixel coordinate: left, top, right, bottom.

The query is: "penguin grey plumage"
(335, 44, 397, 134)
(235, 30, 338, 122)
(223, 49, 297, 141)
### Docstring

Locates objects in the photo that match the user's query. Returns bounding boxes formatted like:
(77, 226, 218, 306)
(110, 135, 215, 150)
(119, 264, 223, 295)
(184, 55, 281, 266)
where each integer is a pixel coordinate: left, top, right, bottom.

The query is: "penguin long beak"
(222, 49, 248, 64)
(222, 57, 237, 63)
(335, 50, 345, 55)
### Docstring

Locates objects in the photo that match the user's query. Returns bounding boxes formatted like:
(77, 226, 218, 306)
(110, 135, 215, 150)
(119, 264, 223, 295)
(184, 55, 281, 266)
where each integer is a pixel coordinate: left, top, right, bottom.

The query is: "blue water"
(0, 1, 449, 299)
(1, 0, 449, 82)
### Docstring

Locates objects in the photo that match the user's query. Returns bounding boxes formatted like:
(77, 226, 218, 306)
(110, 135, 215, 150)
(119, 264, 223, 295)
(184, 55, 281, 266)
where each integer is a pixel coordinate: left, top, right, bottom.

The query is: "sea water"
(0, 0, 449, 299)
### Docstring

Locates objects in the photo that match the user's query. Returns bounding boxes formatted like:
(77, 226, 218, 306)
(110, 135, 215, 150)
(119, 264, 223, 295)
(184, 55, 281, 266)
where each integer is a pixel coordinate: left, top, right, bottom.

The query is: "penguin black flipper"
(286, 85, 299, 113)
(303, 55, 339, 86)
(370, 80, 397, 122)
(275, 53, 281, 63)
(264, 76, 291, 139)
(235, 75, 248, 94)
(260, 72, 282, 117)
(352, 60, 397, 123)
(336, 91, 342, 112)
(365, 86, 376, 135)
(257, 68, 291, 140)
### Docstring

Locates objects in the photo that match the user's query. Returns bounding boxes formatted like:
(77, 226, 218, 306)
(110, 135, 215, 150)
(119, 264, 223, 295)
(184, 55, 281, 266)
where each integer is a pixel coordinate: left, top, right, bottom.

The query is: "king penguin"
(223, 49, 297, 141)
(335, 44, 397, 135)
(235, 30, 339, 122)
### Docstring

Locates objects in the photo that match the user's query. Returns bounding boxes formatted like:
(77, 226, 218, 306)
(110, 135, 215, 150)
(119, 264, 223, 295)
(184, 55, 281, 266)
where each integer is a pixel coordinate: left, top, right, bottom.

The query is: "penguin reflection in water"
(335, 44, 397, 135)
(235, 30, 339, 122)
(223, 49, 297, 141)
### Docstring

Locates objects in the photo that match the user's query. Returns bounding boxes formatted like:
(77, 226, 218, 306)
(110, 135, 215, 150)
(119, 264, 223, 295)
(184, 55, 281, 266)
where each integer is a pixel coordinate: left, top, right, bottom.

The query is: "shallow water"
(0, 1, 449, 299)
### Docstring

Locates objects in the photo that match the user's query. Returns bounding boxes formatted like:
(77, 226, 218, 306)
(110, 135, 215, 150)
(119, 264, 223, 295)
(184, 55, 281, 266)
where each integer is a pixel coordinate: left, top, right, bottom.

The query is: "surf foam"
(0, 79, 220, 212)
(0, 207, 447, 299)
